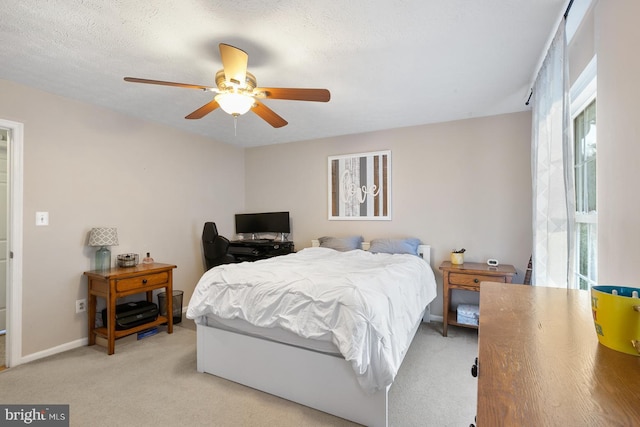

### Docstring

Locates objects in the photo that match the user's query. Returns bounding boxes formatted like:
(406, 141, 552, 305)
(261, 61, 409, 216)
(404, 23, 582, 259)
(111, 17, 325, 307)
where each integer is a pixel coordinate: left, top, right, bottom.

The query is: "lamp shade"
(89, 227, 119, 247)
(215, 93, 255, 116)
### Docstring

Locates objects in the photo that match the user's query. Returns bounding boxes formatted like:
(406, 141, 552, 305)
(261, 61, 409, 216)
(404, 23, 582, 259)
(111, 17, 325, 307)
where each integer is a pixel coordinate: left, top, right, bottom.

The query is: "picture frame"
(328, 150, 391, 220)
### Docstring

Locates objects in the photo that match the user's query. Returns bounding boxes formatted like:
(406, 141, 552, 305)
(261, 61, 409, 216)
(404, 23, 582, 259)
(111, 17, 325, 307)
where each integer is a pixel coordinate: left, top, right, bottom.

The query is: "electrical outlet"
(76, 299, 87, 313)
(36, 211, 49, 226)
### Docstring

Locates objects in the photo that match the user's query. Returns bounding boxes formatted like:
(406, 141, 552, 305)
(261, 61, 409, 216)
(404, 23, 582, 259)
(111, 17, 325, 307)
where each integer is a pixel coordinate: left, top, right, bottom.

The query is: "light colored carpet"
(0, 322, 478, 426)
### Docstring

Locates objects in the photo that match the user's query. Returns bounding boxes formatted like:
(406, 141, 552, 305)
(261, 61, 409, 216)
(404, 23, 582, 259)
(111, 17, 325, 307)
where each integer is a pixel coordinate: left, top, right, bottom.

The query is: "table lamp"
(89, 227, 119, 270)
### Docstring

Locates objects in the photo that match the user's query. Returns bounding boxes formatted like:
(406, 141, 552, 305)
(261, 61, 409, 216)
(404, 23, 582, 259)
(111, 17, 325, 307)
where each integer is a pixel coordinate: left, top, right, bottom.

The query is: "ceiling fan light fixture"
(125, 45, 329, 128)
(215, 92, 255, 116)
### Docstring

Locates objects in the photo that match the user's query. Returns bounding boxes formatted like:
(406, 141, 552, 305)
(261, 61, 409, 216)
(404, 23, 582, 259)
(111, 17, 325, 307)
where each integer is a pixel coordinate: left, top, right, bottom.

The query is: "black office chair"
(202, 222, 236, 270)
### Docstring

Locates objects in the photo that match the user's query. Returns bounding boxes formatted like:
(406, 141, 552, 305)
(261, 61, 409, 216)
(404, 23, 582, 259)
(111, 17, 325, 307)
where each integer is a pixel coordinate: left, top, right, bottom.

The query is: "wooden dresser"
(477, 282, 640, 426)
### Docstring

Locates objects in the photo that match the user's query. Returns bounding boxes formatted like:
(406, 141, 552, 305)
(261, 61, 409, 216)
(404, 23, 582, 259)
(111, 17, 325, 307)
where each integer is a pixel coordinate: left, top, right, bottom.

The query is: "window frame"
(570, 56, 597, 290)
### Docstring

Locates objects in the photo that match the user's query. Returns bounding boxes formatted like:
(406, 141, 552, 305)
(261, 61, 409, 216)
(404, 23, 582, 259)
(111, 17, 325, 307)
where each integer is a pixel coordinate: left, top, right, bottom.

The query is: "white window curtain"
(531, 21, 575, 288)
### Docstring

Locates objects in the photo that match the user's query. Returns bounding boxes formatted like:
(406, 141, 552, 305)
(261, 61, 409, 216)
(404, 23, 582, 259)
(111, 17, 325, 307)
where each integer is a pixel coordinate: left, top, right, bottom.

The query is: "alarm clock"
(487, 259, 499, 267)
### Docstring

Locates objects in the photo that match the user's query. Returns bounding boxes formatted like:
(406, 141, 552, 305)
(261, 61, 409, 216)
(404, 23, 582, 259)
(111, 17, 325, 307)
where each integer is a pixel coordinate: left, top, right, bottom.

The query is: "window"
(573, 100, 596, 290)
(571, 57, 597, 290)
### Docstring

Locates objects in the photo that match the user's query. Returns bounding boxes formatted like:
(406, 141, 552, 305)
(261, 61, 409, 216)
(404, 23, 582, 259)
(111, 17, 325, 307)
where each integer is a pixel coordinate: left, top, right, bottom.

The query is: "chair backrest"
(202, 222, 235, 270)
(202, 221, 219, 244)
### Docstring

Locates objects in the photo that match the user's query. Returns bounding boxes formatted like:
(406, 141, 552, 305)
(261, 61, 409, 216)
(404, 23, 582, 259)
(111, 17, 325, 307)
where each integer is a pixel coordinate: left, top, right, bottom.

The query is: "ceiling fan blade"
(251, 100, 288, 128)
(185, 100, 220, 119)
(255, 87, 331, 102)
(124, 77, 213, 91)
(219, 44, 248, 86)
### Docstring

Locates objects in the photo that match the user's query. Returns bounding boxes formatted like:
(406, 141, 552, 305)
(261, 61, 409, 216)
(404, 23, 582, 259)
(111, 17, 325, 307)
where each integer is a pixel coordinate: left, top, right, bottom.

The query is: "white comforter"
(187, 247, 437, 393)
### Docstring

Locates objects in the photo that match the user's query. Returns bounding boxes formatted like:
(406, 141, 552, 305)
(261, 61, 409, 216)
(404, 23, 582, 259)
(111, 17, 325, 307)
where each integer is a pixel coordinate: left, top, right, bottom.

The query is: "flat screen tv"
(235, 211, 290, 235)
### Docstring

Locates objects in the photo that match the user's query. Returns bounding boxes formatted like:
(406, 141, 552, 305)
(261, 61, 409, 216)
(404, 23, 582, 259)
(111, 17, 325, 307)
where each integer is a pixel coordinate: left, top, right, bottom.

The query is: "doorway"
(0, 119, 24, 369)
(0, 130, 5, 369)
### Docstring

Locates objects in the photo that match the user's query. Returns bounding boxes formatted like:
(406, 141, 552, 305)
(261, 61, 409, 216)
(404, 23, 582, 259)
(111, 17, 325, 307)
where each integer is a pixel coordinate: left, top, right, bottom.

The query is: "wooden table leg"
(443, 275, 450, 337)
(107, 290, 116, 355)
(87, 285, 97, 346)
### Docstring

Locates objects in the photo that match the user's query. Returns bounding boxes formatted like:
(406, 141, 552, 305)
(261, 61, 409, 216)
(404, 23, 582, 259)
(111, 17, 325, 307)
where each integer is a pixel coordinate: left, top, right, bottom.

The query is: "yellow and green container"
(591, 285, 640, 356)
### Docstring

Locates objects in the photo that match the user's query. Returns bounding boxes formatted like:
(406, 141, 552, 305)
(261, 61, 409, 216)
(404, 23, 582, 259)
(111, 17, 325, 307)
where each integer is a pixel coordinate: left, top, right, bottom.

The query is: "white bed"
(187, 240, 436, 427)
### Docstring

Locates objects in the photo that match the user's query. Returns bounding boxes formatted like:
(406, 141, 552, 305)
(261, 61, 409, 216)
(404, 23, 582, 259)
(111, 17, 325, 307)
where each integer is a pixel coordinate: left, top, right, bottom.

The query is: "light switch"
(36, 211, 49, 226)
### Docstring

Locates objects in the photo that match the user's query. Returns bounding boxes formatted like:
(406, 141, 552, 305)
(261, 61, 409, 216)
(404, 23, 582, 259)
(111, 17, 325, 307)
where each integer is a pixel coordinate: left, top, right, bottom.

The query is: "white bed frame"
(196, 243, 432, 427)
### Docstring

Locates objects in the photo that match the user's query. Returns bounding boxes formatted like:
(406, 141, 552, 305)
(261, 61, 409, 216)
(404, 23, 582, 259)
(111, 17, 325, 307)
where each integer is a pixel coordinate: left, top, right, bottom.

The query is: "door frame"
(0, 119, 24, 368)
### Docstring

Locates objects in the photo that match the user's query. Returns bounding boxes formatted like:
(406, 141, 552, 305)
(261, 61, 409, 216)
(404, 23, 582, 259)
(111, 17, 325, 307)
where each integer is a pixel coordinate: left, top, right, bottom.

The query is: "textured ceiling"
(1, 0, 566, 147)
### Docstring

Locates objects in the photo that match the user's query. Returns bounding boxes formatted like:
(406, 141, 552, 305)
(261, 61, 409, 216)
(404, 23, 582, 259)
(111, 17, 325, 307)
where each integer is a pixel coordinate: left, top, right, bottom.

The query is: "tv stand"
(228, 240, 294, 262)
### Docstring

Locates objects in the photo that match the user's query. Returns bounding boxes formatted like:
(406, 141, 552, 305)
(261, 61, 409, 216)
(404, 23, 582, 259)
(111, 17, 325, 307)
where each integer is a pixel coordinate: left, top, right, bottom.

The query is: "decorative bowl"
(117, 253, 139, 268)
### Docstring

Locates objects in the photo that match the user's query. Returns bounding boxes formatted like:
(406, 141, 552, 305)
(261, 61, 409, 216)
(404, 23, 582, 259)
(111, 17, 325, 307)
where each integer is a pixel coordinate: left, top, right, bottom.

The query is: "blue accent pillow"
(369, 238, 421, 255)
(318, 236, 364, 251)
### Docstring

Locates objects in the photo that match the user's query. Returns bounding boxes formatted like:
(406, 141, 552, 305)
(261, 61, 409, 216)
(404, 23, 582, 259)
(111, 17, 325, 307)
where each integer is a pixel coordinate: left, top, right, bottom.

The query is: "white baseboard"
(430, 314, 443, 323)
(18, 337, 88, 366)
(15, 307, 429, 366)
(15, 308, 190, 366)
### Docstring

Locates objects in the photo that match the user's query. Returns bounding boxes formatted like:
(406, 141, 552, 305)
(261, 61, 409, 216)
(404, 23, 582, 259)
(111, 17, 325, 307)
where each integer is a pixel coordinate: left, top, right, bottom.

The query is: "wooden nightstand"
(439, 261, 516, 337)
(84, 263, 177, 354)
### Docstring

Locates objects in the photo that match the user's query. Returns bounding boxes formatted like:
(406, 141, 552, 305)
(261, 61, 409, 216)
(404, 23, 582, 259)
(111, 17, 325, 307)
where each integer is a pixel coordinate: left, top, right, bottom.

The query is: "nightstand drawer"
(449, 272, 507, 287)
(116, 271, 169, 292)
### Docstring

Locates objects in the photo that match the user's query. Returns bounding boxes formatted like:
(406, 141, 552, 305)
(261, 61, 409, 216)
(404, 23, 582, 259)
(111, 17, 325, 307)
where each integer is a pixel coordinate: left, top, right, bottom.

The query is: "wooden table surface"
(477, 282, 640, 427)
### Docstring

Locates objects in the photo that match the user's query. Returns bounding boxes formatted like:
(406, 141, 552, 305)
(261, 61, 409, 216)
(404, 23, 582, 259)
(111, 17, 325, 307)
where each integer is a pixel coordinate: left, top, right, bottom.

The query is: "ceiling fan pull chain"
(234, 115, 238, 136)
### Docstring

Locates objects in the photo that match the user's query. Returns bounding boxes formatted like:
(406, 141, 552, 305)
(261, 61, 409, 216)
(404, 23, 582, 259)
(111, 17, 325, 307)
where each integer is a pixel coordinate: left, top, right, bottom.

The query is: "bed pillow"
(369, 238, 421, 255)
(318, 236, 364, 252)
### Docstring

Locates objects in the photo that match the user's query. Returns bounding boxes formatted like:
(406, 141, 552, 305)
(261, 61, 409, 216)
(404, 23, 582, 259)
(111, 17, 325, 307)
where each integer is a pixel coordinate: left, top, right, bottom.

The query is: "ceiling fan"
(124, 43, 331, 128)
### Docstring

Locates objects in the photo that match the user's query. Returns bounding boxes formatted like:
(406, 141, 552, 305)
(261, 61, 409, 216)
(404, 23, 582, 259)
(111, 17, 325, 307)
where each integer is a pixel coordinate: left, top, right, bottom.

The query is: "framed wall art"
(328, 150, 391, 220)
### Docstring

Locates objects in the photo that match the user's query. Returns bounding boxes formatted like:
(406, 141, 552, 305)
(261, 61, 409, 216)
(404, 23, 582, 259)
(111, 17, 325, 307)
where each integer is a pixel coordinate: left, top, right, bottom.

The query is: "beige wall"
(595, 1, 640, 284)
(0, 79, 245, 356)
(7, 0, 637, 358)
(245, 112, 533, 314)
